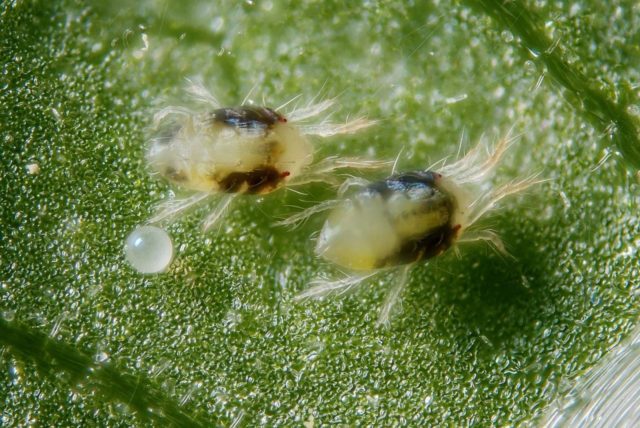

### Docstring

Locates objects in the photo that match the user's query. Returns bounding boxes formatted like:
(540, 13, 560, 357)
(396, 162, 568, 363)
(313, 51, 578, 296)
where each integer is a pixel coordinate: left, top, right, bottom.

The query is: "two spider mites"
(143, 81, 538, 325)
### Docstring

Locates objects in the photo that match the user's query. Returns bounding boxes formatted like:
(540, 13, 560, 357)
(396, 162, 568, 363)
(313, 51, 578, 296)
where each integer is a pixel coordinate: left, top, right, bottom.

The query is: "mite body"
(150, 106, 309, 195)
(286, 132, 541, 325)
(317, 171, 459, 271)
(147, 82, 384, 230)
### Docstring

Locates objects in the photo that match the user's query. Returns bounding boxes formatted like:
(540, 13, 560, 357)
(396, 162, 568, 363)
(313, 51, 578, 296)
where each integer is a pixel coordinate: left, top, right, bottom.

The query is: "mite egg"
(146, 80, 386, 231)
(286, 131, 542, 325)
(124, 225, 174, 274)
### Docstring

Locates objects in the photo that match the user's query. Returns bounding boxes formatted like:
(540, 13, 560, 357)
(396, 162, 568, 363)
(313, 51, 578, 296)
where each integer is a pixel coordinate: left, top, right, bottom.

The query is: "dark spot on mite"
(366, 171, 440, 199)
(219, 166, 286, 194)
(366, 170, 457, 268)
(164, 166, 187, 182)
(264, 139, 284, 164)
(379, 223, 458, 268)
(210, 106, 286, 130)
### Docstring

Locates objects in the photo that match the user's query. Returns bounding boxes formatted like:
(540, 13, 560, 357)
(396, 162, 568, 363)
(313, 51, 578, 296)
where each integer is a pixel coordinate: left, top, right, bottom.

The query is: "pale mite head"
(147, 107, 314, 194)
(316, 172, 462, 271)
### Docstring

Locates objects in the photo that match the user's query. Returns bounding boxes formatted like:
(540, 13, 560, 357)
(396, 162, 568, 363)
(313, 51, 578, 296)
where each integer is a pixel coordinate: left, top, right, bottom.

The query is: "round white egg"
(124, 226, 174, 274)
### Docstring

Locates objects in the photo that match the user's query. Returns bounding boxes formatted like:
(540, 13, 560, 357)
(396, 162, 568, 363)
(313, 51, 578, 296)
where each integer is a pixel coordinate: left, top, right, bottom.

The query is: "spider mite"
(146, 80, 386, 231)
(283, 131, 543, 325)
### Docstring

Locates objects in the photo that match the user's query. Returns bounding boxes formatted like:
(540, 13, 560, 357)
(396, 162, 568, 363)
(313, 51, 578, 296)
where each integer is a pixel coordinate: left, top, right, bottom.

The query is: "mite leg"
(148, 192, 213, 225)
(286, 172, 342, 187)
(294, 271, 380, 301)
(467, 174, 544, 226)
(276, 177, 369, 228)
(287, 158, 385, 188)
(314, 156, 392, 172)
(274, 199, 341, 228)
(337, 176, 370, 196)
(153, 106, 195, 126)
(184, 78, 221, 108)
(289, 156, 390, 187)
(457, 229, 512, 258)
(286, 99, 335, 122)
(201, 193, 237, 231)
(439, 129, 519, 184)
(377, 265, 412, 327)
(297, 117, 376, 137)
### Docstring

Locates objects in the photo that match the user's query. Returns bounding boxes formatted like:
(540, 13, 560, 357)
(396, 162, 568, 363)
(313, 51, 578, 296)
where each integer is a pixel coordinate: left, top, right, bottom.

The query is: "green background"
(2, 0, 639, 425)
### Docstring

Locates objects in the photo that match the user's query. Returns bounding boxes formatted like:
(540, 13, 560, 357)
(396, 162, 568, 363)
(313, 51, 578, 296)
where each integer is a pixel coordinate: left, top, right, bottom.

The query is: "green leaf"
(2, 0, 639, 425)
